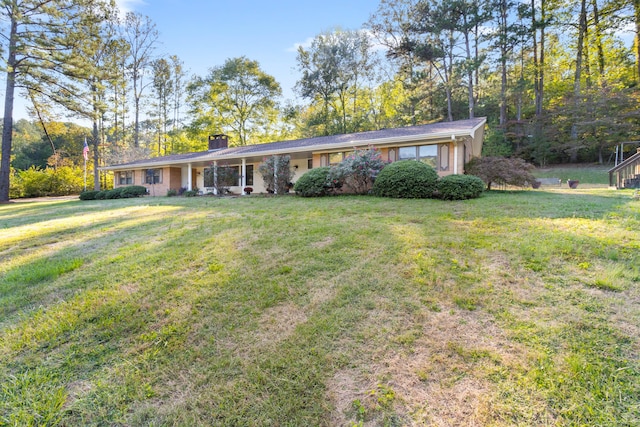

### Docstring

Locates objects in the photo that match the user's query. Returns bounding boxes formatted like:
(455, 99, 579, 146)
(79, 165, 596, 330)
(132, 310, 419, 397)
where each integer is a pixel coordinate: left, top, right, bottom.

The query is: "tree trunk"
(499, 0, 508, 126)
(570, 0, 587, 162)
(591, 0, 605, 82)
(532, 0, 544, 118)
(635, 0, 640, 81)
(0, 17, 18, 202)
(92, 118, 100, 191)
(463, 15, 475, 119)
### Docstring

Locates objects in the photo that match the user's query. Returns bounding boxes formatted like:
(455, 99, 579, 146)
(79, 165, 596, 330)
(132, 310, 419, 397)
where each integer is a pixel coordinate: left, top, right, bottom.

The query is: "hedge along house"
(102, 117, 486, 196)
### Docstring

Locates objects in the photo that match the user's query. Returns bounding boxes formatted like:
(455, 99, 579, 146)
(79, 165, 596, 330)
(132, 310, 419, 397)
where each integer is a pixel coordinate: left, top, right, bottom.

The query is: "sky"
(3, 0, 381, 121)
(117, 0, 381, 102)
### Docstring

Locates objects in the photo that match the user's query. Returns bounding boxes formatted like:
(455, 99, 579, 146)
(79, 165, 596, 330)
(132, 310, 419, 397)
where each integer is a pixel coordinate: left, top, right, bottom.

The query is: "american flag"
(83, 138, 89, 161)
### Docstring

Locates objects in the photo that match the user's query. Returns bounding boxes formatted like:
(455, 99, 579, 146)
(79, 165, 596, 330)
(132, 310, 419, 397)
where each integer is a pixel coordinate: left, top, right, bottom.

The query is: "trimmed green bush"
(436, 174, 485, 200)
(182, 190, 198, 197)
(120, 186, 148, 198)
(293, 167, 333, 197)
(104, 188, 124, 199)
(82, 185, 147, 201)
(79, 190, 100, 200)
(372, 161, 439, 199)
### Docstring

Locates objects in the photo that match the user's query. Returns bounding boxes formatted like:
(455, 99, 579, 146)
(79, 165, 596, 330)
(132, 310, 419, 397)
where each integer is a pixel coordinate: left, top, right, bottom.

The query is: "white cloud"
(115, 0, 146, 14)
(287, 30, 388, 54)
(287, 37, 314, 53)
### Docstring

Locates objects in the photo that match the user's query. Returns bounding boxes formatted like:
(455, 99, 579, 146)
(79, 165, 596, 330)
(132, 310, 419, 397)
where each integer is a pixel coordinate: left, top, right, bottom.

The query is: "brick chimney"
(208, 134, 228, 151)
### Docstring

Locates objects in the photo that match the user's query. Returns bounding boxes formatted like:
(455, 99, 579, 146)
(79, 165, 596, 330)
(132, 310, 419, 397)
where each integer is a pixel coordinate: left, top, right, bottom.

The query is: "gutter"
(102, 118, 486, 171)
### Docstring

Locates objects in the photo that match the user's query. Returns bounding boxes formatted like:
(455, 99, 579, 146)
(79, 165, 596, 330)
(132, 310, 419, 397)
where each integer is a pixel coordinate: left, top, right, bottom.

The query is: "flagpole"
(84, 156, 87, 191)
(83, 137, 88, 191)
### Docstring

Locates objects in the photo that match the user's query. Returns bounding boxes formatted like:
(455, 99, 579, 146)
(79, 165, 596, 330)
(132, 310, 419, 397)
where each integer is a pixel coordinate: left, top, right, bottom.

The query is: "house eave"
(102, 118, 486, 171)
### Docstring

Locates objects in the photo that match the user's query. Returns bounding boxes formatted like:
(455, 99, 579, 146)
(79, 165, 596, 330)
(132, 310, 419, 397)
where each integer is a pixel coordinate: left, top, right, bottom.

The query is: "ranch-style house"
(103, 117, 487, 195)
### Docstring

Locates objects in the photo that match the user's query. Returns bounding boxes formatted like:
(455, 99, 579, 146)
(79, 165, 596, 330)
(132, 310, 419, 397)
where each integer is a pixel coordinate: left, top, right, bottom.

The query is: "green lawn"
(533, 164, 611, 185)
(1, 189, 639, 426)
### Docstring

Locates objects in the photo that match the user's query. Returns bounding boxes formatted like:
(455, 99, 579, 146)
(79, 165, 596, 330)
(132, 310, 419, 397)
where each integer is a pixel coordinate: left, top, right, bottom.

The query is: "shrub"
(104, 188, 124, 199)
(120, 185, 148, 198)
(465, 156, 536, 190)
(334, 148, 387, 195)
(84, 185, 147, 201)
(436, 174, 485, 200)
(293, 167, 333, 197)
(9, 167, 22, 199)
(79, 190, 100, 200)
(259, 155, 295, 194)
(167, 188, 178, 197)
(16, 165, 84, 198)
(372, 161, 439, 199)
(183, 190, 198, 197)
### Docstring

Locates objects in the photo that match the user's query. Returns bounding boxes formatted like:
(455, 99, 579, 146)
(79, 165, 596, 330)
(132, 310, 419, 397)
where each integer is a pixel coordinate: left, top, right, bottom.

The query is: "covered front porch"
(176, 152, 313, 195)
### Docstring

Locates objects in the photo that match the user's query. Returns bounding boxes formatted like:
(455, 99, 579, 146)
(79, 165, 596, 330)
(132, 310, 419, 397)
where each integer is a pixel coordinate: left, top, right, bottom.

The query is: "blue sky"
(117, 0, 380, 102)
(4, 0, 380, 120)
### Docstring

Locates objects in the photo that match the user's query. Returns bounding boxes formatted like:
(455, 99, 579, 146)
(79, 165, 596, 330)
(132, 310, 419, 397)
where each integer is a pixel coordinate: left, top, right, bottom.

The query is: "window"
(118, 171, 133, 185)
(245, 165, 254, 186)
(329, 152, 343, 165)
(145, 169, 162, 184)
(203, 165, 239, 187)
(221, 166, 240, 186)
(203, 168, 215, 187)
(398, 145, 438, 168)
(399, 146, 417, 160)
(308, 158, 313, 169)
(419, 145, 437, 168)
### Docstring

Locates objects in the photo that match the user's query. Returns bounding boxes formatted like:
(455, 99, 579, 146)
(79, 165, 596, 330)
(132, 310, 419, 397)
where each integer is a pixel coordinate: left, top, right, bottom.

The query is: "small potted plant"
(243, 186, 253, 195)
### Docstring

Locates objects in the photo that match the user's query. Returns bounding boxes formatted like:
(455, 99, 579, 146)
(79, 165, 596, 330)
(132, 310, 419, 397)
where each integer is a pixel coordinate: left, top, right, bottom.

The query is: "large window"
(398, 145, 438, 168)
(118, 171, 133, 185)
(145, 169, 162, 184)
(245, 164, 254, 186)
(203, 165, 240, 187)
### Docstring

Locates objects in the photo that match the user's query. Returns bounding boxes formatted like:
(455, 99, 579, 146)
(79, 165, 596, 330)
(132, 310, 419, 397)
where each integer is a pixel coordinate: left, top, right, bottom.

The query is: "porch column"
(241, 158, 246, 190)
(453, 136, 459, 174)
(274, 155, 279, 194)
(187, 163, 193, 191)
(213, 161, 218, 195)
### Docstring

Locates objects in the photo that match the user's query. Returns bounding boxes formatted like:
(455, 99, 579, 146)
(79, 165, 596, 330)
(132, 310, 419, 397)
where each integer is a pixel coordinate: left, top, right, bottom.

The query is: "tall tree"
(65, 0, 120, 190)
(488, 0, 527, 126)
(150, 57, 173, 155)
(369, 0, 425, 125)
(170, 55, 186, 132)
(0, 0, 104, 202)
(122, 12, 158, 148)
(531, 0, 548, 118)
(296, 29, 378, 135)
(188, 57, 281, 146)
(107, 37, 131, 151)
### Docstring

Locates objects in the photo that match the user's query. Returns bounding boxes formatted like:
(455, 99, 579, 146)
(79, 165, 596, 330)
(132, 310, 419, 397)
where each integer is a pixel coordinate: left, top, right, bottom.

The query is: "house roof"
(104, 117, 486, 171)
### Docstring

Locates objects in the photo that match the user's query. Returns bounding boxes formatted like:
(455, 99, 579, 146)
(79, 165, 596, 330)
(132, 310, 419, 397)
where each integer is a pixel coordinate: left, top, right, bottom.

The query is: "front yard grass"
(1, 188, 638, 426)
